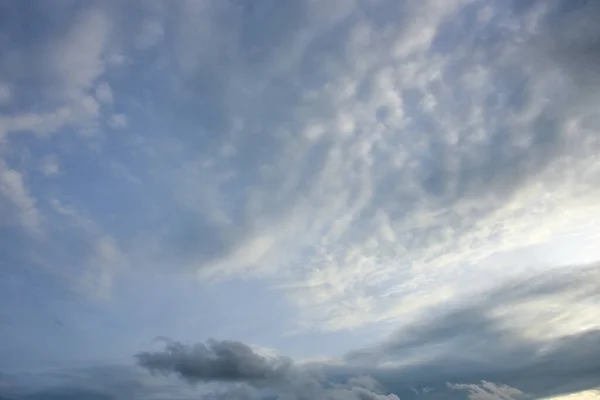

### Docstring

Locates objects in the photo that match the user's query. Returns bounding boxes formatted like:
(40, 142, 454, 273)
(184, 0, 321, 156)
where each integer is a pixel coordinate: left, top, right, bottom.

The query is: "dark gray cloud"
(135, 339, 400, 399)
(136, 339, 292, 384)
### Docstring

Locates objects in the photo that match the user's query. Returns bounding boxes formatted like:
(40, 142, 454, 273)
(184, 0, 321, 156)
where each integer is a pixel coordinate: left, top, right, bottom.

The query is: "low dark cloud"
(135, 339, 401, 399)
(136, 339, 292, 384)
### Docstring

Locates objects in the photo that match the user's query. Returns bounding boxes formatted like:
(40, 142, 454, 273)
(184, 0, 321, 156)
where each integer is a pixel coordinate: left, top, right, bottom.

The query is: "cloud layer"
(136, 339, 400, 400)
(131, 265, 600, 400)
(1, 0, 600, 332)
(1, 0, 600, 399)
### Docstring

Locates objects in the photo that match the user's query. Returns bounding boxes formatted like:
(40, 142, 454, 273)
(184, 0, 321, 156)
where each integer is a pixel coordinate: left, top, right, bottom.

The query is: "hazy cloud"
(0, 82, 11, 105)
(107, 114, 127, 129)
(135, 20, 164, 50)
(0, 159, 41, 233)
(39, 155, 60, 177)
(95, 83, 113, 105)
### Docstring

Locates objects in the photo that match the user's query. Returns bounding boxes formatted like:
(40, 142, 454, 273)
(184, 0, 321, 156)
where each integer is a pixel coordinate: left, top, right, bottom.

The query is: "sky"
(0, 0, 600, 399)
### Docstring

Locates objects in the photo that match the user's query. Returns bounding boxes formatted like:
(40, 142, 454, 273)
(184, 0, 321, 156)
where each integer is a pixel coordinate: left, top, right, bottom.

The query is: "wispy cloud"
(1, 1, 600, 398)
(0, 159, 41, 233)
(345, 265, 600, 399)
(128, 0, 600, 331)
(2, 0, 600, 329)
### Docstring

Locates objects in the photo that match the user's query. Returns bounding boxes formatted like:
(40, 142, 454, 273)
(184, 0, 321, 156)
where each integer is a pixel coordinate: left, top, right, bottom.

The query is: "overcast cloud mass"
(1, 0, 600, 399)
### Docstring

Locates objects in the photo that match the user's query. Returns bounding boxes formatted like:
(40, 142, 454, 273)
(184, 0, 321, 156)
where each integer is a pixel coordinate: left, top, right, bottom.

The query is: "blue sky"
(1, 0, 600, 399)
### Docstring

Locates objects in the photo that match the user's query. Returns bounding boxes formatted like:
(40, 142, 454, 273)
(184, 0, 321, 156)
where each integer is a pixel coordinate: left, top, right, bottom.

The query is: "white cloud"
(3, 0, 600, 335)
(39, 155, 61, 177)
(3, 3, 600, 395)
(95, 82, 114, 104)
(78, 235, 129, 301)
(0, 160, 41, 233)
(50, 198, 96, 232)
(51, 198, 129, 300)
(52, 8, 112, 99)
(0, 82, 12, 105)
(0, 7, 117, 140)
(543, 391, 600, 400)
(108, 113, 128, 129)
(146, 0, 600, 331)
(135, 20, 164, 50)
(0, 106, 73, 138)
(107, 53, 127, 67)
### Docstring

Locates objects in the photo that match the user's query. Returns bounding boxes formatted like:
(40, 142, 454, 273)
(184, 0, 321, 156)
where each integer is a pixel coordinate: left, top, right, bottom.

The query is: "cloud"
(107, 114, 127, 129)
(0, 365, 202, 400)
(543, 391, 600, 400)
(39, 155, 60, 177)
(344, 265, 600, 400)
(136, 339, 400, 400)
(2, 0, 600, 333)
(134, 20, 164, 50)
(135, 264, 600, 399)
(0, 82, 11, 105)
(95, 83, 113, 105)
(0, 6, 112, 137)
(0, 5, 118, 139)
(48, 199, 130, 300)
(77, 235, 129, 301)
(136, 339, 292, 383)
(0, 159, 41, 233)
(2, 4, 600, 395)
(4, 265, 599, 400)
(51, 8, 112, 100)
(96, 0, 600, 332)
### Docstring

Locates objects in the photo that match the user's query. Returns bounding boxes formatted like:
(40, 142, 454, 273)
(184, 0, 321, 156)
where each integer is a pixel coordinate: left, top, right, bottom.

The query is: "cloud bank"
(2, 266, 598, 399)
(134, 265, 600, 400)
(1, 0, 600, 399)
